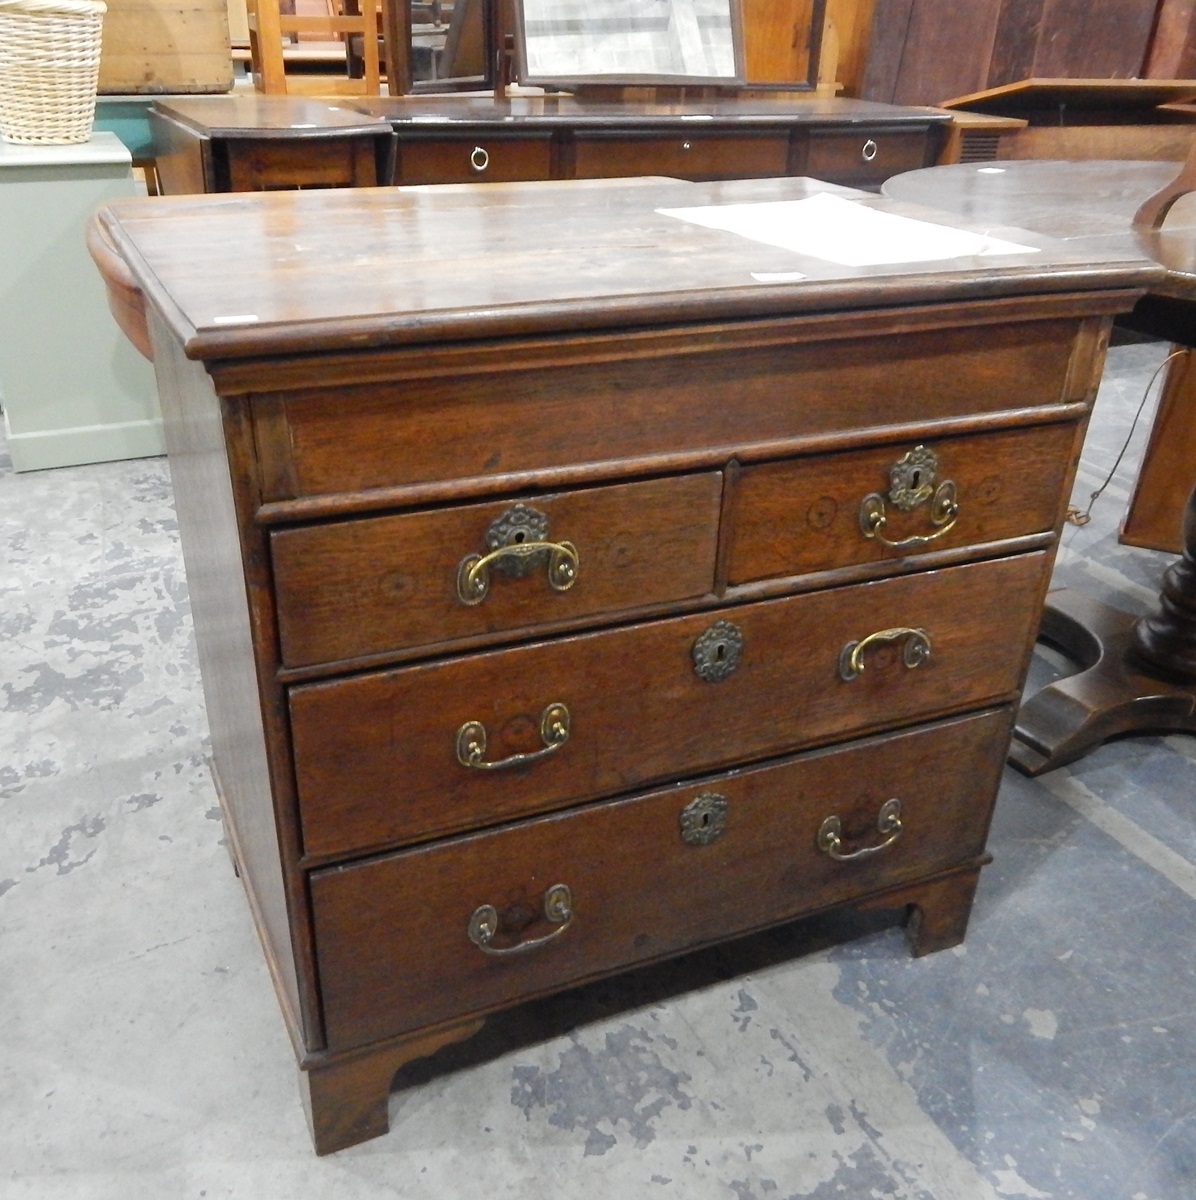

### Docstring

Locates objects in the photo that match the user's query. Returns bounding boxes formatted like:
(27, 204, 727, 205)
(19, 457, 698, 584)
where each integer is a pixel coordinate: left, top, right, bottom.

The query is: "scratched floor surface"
(2, 339, 1194, 1200)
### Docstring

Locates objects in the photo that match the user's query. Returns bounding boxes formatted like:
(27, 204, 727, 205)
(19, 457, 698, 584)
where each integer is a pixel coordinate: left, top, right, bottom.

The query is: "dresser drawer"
(572, 132, 790, 181)
(271, 473, 723, 667)
(223, 137, 383, 191)
(803, 129, 931, 187)
(728, 423, 1077, 585)
(394, 135, 553, 184)
(290, 550, 1048, 857)
(255, 317, 1085, 502)
(310, 705, 1010, 1049)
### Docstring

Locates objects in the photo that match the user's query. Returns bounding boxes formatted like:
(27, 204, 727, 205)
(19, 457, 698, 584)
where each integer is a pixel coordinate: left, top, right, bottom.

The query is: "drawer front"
(311, 706, 1011, 1049)
(290, 550, 1049, 856)
(804, 129, 930, 187)
(728, 423, 1077, 585)
(572, 133, 790, 181)
(258, 318, 1085, 501)
(394, 136, 553, 184)
(224, 137, 380, 190)
(271, 473, 723, 667)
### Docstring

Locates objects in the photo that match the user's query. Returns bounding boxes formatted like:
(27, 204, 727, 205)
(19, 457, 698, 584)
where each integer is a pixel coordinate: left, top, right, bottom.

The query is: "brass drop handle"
(860, 444, 959, 549)
(468, 883, 573, 955)
(456, 702, 570, 770)
(860, 480, 958, 548)
(457, 539, 579, 605)
(839, 626, 931, 681)
(818, 798, 903, 862)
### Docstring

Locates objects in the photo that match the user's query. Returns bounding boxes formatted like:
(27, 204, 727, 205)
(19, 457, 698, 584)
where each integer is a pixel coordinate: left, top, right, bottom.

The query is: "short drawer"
(394, 135, 553, 184)
(572, 133, 790, 181)
(803, 129, 931, 187)
(310, 705, 1011, 1049)
(271, 473, 723, 667)
(290, 550, 1049, 857)
(223, 136, 383, 190)
(255, 316, 1088, 502)
(727, 423, 1078, 585)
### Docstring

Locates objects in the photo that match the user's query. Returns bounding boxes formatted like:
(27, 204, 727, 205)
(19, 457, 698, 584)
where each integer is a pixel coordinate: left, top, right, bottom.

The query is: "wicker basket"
(0, 0, 106, 145)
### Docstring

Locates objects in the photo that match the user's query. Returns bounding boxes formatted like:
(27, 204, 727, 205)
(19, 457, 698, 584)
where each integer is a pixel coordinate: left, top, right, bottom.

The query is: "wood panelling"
(1146, 0, 1196, 77)
(859, 0, 917, 103)
(1031, 0, 1158, 78)
(987, 0, 1047, 88)
(864, 0, 1174, 106)
(898, 0, 1001, 105)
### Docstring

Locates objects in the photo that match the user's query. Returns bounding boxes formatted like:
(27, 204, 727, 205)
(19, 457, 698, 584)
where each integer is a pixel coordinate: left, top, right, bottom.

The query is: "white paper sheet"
(657, 191, 1040, 267)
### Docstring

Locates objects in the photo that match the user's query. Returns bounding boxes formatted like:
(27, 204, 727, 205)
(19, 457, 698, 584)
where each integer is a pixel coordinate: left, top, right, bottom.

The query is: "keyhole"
(714, 641, 727, 662)
(700, 811, 712, 828)
(910, 469, 923, 489)
(512, 530, 527, 543)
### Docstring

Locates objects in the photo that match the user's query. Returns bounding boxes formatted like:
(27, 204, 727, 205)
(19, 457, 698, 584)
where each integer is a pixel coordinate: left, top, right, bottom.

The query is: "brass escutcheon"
(859, 445, 959, 549)
(456, 503, 579, 605)
(456, 702, 570, 770)
(680, 791, 729, 846)
(467, 883, 573, 955)
(817, 798, 903, 862)
(692, 619, 744, 682)
(839, 626, 931, 681)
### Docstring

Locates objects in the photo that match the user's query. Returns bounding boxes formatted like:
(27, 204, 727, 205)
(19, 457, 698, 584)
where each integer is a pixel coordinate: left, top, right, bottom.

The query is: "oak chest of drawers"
(90, 175, 1158, 1155)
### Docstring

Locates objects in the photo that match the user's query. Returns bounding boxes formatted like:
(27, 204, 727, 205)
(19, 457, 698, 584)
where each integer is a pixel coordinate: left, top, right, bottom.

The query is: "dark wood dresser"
(89, 175, 1158, 1154)
(353, 95, 950, 189)
(148, 94, 951, 194)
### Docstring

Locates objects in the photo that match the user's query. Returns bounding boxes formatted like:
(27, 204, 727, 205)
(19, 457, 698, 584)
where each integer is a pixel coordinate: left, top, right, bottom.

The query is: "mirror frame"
(386, 0, 501, 95)
(739, 0, 826, 93)
(512, 0, 747, 89)
(386, 0, 830, 96)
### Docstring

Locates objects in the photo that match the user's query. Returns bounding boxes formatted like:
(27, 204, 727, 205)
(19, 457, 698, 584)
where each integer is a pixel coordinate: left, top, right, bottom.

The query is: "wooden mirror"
(389, 0, 828, 94)
(513, 0, 746, 88)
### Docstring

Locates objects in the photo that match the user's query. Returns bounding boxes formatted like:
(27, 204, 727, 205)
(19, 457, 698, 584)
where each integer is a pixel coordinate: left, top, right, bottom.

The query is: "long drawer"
(310, 706, 1011, 1050)
(290, 551, 1049, 857)
(394, 135, 554, 185)
(572, 132, 790, 181)
(252, 317, 1085, 501)
(271, 473, 723, 667)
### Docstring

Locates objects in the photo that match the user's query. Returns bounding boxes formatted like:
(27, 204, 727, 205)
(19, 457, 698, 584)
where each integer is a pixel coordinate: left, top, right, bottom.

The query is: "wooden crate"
(99, 0, 234, 93)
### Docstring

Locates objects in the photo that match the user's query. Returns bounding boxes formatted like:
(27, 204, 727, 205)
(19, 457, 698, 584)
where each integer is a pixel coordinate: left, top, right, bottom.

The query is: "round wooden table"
(884, 159, 1196, 774)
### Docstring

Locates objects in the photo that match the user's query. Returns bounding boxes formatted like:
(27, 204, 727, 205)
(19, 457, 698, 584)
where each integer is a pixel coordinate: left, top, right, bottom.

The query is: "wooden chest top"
(94, 175, 1161, 362)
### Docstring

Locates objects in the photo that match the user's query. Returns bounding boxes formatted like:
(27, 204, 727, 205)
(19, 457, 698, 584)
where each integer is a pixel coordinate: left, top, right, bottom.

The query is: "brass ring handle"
(861, 138, 878, 162)
(468, 883, 573, 955)
(456, 540, 579, 606)
(470, 145, 490, 172)
(860, 480, 958, 548)
(456, 702, 570, 770)
(818, 799, 902, 862)
(839, 627, 931, 681)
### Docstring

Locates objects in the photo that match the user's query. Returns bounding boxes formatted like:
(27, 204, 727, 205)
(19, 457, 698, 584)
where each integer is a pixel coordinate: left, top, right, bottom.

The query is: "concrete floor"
(3, 340, 1195, 1199)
